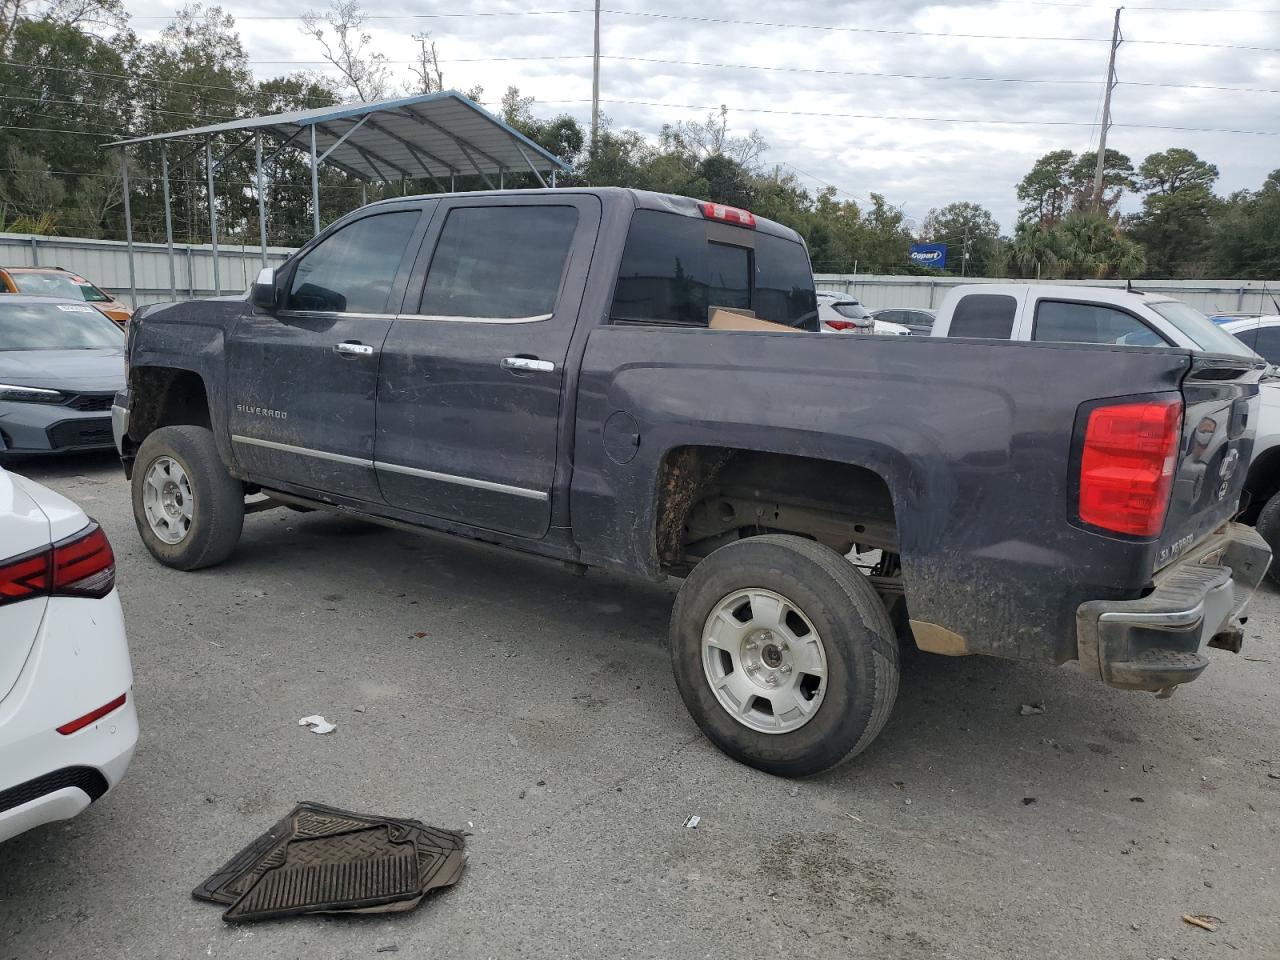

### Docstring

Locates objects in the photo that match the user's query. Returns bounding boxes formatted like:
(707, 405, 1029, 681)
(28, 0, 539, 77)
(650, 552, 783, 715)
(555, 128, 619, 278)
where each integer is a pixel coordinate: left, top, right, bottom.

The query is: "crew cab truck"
(112, 189, 1271, 777)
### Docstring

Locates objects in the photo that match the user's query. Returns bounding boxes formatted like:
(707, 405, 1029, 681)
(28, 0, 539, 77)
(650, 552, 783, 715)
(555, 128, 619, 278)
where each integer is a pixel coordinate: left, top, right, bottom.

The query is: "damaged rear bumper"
(1076, 522, 1271, 691)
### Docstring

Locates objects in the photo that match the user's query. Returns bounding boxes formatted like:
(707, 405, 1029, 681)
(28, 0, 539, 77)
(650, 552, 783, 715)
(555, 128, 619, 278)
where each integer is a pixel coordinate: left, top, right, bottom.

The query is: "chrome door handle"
(501, 356, 555, 373)
(334, 342, 374, 357)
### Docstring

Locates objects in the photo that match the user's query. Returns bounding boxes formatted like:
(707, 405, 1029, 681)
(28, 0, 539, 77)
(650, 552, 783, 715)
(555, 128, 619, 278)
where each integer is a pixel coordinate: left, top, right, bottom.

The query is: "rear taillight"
(53, 523, 115, 598)
(0, 547, 51, 606)
(1079, 398, 1182, 537)
(824, 320, 859, 332)
(700, 201, 757, 228)
(0, 522, 115, 606)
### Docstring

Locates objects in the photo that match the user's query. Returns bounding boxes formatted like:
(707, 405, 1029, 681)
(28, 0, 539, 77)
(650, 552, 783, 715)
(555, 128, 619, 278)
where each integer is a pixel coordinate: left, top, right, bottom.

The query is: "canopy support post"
(205, 137, 220, 296)
(361, 183, 367, 206)
(309, 124, 321, 236)
(255, 131, 268, 270)
(514, 144, 548, 188)
(120, 148, 137, 310)
(160, 142, 176, 299)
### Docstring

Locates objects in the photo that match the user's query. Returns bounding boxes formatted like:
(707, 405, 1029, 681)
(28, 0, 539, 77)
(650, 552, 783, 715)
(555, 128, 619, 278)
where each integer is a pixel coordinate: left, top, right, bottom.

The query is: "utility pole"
(961, 223, 971, 277)
(1090, 7, 1122, 212)
(591, 0, 601, 156)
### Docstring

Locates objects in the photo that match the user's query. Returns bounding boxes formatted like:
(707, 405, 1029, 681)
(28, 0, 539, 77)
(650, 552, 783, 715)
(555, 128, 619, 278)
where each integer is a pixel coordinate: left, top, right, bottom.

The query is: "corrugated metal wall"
(814, 274, 1280, 316)
(0, 233, 296, 306)
(3, 233, 1275, 316)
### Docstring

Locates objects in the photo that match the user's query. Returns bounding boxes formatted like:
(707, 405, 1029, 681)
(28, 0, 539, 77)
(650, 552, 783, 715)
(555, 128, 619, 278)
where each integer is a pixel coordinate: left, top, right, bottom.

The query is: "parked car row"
(0, 265, 131, 327)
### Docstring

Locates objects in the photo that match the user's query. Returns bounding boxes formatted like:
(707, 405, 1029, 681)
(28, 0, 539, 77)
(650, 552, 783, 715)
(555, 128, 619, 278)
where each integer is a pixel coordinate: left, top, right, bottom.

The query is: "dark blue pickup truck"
(112, 188, 1271, 776)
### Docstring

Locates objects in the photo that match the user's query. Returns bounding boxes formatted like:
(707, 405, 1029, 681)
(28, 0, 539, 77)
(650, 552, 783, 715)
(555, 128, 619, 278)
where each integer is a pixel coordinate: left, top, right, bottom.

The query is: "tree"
(1016, 149, 1074, 226)
(0, 0, 124, 55)
(1065, 148, 1133, 214)
(301, 0, 388, 103)
(1009, 221, 1057, 278)
(659, 106, 767, 169)
(1210, 170, 1280, 279)
(1053, 210, 1144, 279)
(919, 201, 1000, 275)
(1127, 148, 1220, 277)
(406, 32, 443, 95)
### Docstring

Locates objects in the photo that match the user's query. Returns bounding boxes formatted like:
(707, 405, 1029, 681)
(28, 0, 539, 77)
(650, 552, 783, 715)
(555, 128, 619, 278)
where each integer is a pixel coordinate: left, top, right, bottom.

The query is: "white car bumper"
(0, 589, 137, 844)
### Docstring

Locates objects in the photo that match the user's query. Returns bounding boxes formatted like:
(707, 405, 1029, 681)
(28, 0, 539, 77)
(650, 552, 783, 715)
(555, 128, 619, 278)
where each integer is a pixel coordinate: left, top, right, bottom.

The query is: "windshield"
(0, 301, 125, 350)
(1150, 300, 1255, 358)
(10, 271, 111, 302)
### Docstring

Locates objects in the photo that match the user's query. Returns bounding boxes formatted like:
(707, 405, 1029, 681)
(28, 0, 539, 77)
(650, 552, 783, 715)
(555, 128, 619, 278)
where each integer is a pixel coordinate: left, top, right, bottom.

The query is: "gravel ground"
(2, 451, 1278, 960)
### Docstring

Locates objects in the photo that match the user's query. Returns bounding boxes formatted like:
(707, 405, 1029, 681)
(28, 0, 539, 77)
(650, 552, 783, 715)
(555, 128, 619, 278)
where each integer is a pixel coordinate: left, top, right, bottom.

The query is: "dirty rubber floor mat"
(194, 802, 466, 922)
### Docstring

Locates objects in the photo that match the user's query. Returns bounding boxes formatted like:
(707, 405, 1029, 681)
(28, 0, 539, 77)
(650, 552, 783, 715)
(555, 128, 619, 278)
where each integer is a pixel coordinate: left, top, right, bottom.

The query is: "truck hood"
(0, 347, 125, 392)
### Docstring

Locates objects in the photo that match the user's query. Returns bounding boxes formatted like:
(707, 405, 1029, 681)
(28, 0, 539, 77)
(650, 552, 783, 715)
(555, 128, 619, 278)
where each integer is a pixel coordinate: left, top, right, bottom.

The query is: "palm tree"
(1010, 222, 1057, 278)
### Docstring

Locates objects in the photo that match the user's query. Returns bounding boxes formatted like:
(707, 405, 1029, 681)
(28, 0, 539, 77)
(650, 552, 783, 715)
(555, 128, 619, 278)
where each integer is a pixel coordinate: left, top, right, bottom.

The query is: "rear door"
(374, 194, 601, 538)
(227, 207, 423, 502)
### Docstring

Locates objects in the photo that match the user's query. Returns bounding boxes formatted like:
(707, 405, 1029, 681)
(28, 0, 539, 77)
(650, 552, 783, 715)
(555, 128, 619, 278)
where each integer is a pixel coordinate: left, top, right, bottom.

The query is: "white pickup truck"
(930, 283, 1280, 580)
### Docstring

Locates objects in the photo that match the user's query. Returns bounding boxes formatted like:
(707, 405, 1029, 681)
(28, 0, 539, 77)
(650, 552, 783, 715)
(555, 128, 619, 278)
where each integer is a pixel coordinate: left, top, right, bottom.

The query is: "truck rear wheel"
(670, 534, 899, 777)
(1256, 493, 1280, 586)
(131, 425, 244, 570)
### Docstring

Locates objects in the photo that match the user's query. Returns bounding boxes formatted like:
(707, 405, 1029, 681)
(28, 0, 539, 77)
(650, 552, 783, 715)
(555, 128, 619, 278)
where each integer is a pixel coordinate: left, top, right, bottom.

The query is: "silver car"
(0, 296, 125, 458)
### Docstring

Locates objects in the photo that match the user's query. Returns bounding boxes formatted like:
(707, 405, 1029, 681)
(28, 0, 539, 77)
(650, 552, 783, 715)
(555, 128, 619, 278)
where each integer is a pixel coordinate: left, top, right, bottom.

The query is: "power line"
(570, 97, 1280, 136)
(595, 10, 1280, 50)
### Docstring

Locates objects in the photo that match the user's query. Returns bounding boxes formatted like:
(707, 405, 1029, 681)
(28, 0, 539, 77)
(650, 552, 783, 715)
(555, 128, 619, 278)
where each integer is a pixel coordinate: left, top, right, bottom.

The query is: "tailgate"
(1157, 356, 1264, 569)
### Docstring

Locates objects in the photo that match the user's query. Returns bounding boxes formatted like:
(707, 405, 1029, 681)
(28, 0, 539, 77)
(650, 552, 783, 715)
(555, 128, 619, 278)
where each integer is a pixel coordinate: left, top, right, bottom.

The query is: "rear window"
(610, 210, 818, 330)
(1150, 300, 1256, 358)
(948, 294, 1017, 339)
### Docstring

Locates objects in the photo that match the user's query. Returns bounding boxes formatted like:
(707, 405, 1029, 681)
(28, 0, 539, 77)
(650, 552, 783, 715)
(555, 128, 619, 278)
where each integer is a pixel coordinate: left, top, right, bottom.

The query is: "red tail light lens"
(53, 523, 115, 598)
(0, 547, 51, 607)
(0, 523, 114, 606)
(700, 201, 756, 228)
(1079, 398, 1182, 536)
(824, 320, 859, 332)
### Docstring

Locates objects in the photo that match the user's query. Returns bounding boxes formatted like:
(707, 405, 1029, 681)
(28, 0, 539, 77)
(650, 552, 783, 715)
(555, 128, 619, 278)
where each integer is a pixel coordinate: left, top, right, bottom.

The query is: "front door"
(227, 207, 423, 502)
(374, 194, 600, 538)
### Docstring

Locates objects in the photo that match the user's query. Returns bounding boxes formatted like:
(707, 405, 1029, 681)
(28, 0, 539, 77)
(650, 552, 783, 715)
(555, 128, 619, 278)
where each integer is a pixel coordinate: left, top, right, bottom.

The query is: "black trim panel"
(0, 765, 109, 814)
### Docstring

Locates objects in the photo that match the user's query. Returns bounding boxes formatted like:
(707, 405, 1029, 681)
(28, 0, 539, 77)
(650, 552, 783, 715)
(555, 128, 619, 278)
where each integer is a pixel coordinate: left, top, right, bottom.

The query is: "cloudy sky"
(122, 0, 1280, 231)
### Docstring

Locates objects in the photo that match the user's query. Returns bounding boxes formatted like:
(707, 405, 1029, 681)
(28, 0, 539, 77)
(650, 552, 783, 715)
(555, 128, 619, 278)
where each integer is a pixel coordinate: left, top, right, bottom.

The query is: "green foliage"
(919, 201, 1000, 276)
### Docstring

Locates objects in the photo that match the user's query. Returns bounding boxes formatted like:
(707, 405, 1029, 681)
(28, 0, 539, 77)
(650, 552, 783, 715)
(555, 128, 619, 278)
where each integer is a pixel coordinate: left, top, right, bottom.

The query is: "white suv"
(0, 467, 137, 843)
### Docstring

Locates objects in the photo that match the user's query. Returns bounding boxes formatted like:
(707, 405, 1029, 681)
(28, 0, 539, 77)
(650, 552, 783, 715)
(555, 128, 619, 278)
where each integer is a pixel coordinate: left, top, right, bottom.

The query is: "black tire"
(1256, 494, 1280, 586)
(131, 425, 244, 570)
(670, 534, 900, 778)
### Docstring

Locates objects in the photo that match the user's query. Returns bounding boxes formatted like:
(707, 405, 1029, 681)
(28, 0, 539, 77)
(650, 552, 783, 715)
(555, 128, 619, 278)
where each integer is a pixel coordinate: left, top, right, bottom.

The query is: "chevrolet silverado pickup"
(112, 188, 1271, 776)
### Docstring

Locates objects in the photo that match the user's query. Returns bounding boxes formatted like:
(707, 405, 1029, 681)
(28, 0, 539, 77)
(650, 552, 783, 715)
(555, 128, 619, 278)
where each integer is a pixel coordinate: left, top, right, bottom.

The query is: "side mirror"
(250, 267, 278, 311)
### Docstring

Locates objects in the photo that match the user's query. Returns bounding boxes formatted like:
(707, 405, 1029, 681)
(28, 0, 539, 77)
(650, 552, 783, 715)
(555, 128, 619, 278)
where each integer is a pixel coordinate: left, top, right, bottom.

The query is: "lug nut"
(765, 674, 778, 686)
(780, 664, 792, 674)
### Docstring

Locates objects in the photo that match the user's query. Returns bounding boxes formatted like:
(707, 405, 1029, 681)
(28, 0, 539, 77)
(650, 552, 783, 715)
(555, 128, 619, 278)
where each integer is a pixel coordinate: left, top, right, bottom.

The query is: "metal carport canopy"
(110, 90, 570, 184)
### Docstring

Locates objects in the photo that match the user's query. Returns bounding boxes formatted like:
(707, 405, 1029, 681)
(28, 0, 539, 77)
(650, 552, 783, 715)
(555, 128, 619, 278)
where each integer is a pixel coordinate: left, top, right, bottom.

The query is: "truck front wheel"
(670, 534, 900, 777)
(131, 425, 244, 570)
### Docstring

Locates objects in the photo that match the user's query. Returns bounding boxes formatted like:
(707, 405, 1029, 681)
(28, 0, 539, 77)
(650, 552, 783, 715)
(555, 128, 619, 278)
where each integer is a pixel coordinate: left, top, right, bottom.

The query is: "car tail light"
(700, 201, 756, 228)
(824, 320, 859, 332)
(1079, 398, 1182, 536)
(0, 547, 51, 607)
(53, 523, 116, 598)
(0, 523, 115, 607)
(57, 693, 127, 735)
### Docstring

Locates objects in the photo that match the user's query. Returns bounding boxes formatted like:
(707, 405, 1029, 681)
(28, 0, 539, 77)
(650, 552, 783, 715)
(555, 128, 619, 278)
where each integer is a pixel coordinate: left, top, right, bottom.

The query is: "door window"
(286, 211, 418, 314)
(1033, 300, 1160, 345)
(1251, 326, 1280, 364)
(418, 205, 579, 319)
(948, 294, 1017, 339)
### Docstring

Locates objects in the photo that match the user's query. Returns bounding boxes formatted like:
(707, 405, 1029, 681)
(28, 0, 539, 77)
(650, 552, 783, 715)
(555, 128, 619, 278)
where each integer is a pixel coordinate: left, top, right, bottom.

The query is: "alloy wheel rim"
(142, 456, 194, 544)
(701, 587, 829, 734)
